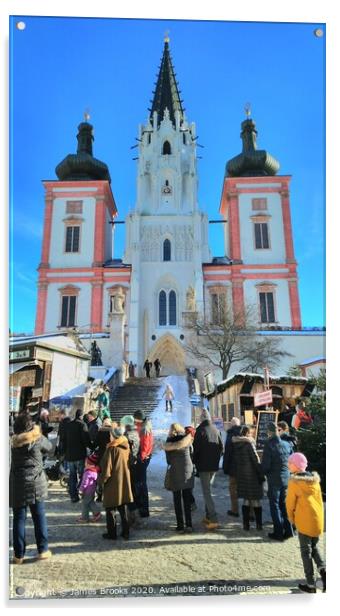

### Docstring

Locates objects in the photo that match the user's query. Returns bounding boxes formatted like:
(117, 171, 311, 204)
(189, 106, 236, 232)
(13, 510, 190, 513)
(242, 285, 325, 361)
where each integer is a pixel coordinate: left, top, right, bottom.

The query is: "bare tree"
(185, 303, 291, 380)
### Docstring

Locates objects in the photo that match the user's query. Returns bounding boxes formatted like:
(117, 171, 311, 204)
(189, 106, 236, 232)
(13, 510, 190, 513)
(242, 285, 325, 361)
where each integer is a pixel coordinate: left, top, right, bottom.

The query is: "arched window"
(163, 239, 171, 261)
(169, 290, 177, 325)
(162, 140, 171, 155)
(159, 291, 167, 326)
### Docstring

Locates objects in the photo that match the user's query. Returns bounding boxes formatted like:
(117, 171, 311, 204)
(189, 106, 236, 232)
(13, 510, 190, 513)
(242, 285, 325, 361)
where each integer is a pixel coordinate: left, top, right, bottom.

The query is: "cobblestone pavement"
(9, 459, 326, 600)
(9, 377, 326, 600)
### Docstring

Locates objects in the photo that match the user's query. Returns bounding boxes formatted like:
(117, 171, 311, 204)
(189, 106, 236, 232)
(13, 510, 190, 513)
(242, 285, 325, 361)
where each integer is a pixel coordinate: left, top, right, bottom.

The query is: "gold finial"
(244, 102, 251, 118)
(84, 108, 91, 122)
(164, 30, 170, 43)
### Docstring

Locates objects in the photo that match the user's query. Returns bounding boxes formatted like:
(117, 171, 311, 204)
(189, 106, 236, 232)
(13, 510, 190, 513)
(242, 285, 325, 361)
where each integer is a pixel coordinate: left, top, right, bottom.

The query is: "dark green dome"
(56, 122, 111, 182)
(226, 118, 280, 177)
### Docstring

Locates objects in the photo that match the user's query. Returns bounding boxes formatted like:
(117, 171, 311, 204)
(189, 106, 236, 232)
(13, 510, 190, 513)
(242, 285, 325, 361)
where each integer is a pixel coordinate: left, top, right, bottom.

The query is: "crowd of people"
(9, 399, 325, 594)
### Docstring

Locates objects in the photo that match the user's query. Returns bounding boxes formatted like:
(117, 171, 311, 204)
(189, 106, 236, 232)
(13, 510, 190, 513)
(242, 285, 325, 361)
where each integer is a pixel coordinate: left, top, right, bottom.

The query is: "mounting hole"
(314, 28, 324, 37)
(180, 334, 185, 340)
(16, 21, 26, 30)
(151, 335, 156, 341)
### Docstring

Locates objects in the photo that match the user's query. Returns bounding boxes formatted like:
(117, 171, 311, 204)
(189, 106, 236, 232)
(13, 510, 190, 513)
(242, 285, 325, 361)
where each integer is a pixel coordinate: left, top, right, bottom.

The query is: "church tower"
(125, 36, 210, 374)
(217, 111, 302, 329)
(35, 118, 127, 337)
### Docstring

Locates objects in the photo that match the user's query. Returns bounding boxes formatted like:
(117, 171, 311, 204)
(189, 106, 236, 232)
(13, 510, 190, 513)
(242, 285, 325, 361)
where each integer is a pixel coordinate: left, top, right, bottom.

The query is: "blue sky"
(9, 15, 325, 333)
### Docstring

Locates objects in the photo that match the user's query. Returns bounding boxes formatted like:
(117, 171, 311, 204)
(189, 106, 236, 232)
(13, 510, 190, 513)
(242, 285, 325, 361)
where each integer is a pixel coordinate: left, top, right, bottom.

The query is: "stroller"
(43, 458, 69, 488)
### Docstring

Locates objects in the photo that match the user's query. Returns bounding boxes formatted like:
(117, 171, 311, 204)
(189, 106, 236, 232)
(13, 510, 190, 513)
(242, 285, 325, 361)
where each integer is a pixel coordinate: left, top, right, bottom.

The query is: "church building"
(34, 36, 324, 379)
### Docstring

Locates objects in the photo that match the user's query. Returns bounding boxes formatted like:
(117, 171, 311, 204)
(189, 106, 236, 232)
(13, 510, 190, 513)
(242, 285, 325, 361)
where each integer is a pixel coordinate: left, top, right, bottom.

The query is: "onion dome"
(226, 117, 280, 177)
(55, 120, 111, 182)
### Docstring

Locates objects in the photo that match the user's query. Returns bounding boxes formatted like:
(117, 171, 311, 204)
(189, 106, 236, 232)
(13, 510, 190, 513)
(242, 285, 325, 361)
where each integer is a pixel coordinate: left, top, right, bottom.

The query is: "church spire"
(149, 35, 184, 127)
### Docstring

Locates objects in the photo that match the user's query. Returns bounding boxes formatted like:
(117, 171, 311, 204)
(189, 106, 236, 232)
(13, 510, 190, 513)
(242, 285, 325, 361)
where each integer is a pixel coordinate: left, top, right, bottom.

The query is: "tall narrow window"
(259, 292, 275, 323)
(163, 239, 171, 261)
(60, 295, 77, 327)
(211, 293, 226, 324)
(169, 290, 177, 325)
(65, 225, 80, 252)
(159, 291, 167, 326)
(162, 140, 171, 155)
(254, 222, 269, 249)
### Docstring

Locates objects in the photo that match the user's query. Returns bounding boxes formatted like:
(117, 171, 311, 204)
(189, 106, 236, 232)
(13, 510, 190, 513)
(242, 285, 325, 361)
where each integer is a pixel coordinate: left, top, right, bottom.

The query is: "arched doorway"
(148, 334, 186, 376)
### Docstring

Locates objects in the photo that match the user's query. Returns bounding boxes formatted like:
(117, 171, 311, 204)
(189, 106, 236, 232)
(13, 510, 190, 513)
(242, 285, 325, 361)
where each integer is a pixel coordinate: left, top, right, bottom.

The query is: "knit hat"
(120, 415, 135, 427)
(230, 417, 240, 426)
(200, 409, 211, 422)
(112, 426, 124, 439)
(87, 452, 99, 465)
(288, 452, 308, 472)
(267, 421, 278, 434)
(134, 410, 146, 422)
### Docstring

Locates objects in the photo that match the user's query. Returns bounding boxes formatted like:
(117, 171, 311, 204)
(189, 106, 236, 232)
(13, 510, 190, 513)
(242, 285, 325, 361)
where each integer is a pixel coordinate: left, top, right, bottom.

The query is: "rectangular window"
(212, 293, 226, 324)
(60, 296, 77, 327)
(252, 198, 267, 210)
(259, 292, 275, 323)
(66, 200, 83, 214)
(254, 222, 269, 249)
(65, 226, 80, 252)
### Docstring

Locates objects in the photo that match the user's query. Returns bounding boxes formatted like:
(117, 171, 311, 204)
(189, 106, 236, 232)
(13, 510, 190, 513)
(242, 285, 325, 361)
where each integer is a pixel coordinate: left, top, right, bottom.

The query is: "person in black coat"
(232, 425, 265, 530)
(261, 421, 294, 541)
(38, 409, 54, 438)
(163, 423, 195, 532)
(86, 410, 102, 450)
(56, 410, 71, 461)
(64, 409, 91, 502)
(223, 417, 242, 517)
(193, 409, 223, 529)
(10, 412, 53, 564)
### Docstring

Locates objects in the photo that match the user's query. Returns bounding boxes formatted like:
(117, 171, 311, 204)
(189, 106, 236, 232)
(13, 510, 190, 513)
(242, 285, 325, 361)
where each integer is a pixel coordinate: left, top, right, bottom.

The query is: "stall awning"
(9, 360, 43, 375)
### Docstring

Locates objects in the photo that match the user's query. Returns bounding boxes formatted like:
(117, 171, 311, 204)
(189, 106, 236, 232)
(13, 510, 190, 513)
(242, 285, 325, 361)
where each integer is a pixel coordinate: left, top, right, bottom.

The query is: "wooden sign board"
(255, 409, 279, 450)
(244, 410, 254, 425)
(254, 389, 273, 407)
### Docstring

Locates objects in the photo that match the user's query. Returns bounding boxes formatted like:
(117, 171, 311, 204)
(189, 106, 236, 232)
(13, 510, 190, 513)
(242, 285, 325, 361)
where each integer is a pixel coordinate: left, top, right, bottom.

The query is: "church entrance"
(147, 334, 186, 376)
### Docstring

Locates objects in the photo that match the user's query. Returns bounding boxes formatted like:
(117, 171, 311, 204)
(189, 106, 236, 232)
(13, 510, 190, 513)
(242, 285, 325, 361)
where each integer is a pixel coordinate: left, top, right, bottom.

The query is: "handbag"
(164, 466, 171, 490)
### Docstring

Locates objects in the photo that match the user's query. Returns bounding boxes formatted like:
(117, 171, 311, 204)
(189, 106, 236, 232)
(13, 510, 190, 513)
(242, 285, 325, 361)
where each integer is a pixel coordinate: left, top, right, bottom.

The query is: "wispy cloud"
(11, 215, 43, 240)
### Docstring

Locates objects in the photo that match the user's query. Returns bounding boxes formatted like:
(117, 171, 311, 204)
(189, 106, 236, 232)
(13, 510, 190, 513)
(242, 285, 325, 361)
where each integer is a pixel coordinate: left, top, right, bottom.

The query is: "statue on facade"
(90, 341, 102, 366)
(186, 286, 196, 311)
(112, 287, 125, 313)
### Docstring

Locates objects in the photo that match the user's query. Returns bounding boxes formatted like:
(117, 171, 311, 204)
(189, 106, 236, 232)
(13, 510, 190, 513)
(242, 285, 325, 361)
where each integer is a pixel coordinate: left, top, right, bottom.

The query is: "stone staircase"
(109, 377, 164, 423)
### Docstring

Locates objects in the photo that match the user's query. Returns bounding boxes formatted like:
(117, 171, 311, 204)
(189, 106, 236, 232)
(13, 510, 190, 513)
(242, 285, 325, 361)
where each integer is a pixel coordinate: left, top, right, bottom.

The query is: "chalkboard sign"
(255, 410, 279, 450)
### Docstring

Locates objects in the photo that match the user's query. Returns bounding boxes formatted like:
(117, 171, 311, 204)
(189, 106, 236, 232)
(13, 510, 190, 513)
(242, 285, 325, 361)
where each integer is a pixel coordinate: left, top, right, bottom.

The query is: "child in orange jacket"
(286, 452, 326, 593)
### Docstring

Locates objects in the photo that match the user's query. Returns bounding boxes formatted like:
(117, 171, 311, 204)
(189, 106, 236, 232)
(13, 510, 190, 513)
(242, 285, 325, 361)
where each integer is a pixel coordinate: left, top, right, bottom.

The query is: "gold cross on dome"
(244, 102, 251, 118)
(164, 30, 170, 43)
(84, 108, 91, 122)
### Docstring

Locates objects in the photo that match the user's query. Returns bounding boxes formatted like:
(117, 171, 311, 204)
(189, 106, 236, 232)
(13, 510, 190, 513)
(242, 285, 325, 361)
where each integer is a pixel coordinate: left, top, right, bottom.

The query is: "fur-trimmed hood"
(289, 471, 321, 484)
(11, 424, 42, 449)
(163, 433, 192, 452)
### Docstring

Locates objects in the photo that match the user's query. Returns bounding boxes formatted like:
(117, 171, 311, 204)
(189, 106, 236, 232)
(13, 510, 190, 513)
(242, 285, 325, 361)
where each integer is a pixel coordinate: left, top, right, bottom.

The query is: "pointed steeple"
(150, 35, 184, 127)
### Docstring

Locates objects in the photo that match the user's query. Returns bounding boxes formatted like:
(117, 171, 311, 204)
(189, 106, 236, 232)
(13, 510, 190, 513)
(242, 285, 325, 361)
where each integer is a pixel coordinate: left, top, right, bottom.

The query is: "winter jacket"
(280, 432, 298, 452)
(39, 418, 53, 438)
(232, 436, 264, 500)
(87, 417, 102, 447)
(137, 420, 154, 461)
(261, 435, 294, 488)
(192, 420, 224, 472)
(100, 436, 133, 508)
(223, 425, 242, 476)
(286, 472, 324, 537)
(94, 425, 112, 463)
(79, 466, 99, 497)
(126, 428, 140, 466)
(57, 417, 71, 455)
(9, 425, 52, 508)
(64, 418, 91, 462)
(164, 433, 195, 492)
(291, 410, 313, 430)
